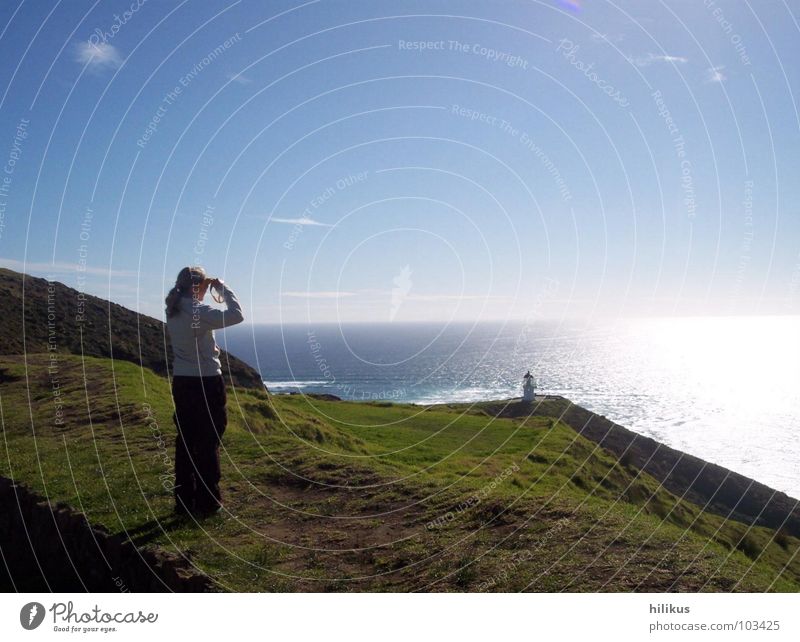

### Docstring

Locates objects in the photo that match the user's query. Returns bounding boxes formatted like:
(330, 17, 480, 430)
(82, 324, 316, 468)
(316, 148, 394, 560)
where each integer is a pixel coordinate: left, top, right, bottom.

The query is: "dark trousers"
(171, 375, 227, 513)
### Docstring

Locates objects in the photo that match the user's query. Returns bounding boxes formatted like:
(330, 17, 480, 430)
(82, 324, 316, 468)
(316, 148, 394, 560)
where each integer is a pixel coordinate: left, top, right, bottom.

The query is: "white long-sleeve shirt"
(166, 285, 244, 377)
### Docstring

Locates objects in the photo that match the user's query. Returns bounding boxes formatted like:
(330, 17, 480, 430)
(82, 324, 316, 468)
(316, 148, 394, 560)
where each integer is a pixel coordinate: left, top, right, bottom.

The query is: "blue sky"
(0, 0, 798, 322)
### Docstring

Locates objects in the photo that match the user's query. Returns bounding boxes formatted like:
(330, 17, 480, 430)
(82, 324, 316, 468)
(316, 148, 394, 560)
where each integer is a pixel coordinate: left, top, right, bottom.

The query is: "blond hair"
(165, 266, 207, 318)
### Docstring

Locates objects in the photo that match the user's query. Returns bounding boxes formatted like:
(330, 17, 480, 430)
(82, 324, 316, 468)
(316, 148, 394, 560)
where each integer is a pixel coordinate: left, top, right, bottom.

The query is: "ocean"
(221, 316, 800, 499)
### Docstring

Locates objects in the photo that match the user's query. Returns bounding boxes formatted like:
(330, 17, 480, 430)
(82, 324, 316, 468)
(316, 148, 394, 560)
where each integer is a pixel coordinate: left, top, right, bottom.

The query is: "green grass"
(1, 353, 798, 592)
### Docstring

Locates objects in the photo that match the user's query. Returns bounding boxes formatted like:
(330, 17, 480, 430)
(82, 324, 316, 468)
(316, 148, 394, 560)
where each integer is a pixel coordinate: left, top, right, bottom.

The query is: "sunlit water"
(222, 317, 800, 498)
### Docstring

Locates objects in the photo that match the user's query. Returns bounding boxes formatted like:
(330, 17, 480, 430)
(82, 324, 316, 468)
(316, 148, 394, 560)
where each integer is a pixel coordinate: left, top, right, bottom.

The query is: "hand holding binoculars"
(205, 277, 225, 303)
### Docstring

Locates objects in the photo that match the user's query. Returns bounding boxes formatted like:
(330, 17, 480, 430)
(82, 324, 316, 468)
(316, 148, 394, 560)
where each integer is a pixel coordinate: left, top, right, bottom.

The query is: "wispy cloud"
(390, 265, 412, 321)
(277, 287, 511, 303)
(705, 65, 727, 83)
(628, 53, 688, 67)
(74, 41, 123, 72)
(405, 294, 511, 302)
(270, 216, 332, 227)
(227, 71, 252, 85)
(0, 257, 136, 277)
(282, 291, 355, 299)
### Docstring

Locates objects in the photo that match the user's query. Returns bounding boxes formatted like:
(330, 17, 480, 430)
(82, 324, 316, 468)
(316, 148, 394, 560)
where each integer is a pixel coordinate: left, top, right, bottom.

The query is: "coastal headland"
(0, 268, 797, 592)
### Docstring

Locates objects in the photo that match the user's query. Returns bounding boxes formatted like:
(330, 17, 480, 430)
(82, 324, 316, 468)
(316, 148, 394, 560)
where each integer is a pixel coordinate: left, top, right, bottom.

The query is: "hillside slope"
(476, 399, 800, 538)
(1, 269, 797, 592)
(0, 267, 263, 389)
(1, 353, 798, 592)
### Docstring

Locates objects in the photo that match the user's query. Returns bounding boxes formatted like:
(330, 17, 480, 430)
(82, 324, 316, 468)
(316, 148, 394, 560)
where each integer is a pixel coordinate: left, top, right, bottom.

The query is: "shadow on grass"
(124, 514, 193, 547)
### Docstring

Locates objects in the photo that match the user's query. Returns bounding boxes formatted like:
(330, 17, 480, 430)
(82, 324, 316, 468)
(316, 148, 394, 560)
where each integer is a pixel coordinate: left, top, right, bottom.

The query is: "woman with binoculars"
(164, 266, 244, 517)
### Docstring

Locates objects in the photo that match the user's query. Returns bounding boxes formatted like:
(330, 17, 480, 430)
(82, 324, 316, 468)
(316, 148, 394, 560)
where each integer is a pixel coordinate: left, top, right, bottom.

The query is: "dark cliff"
(0, 267, 263, 390)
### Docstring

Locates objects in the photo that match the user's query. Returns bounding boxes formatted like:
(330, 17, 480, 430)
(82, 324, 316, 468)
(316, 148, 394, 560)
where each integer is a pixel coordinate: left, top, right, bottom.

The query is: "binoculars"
(206, 278, 225, 303)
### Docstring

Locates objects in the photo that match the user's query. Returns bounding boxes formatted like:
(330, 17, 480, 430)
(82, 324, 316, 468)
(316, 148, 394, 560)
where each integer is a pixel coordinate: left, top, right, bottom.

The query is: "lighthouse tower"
(522, 370, 535, 402)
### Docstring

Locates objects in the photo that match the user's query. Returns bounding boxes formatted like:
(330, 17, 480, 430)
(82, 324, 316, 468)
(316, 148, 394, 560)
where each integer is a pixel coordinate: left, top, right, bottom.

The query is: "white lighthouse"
(522, 370, 535, 402)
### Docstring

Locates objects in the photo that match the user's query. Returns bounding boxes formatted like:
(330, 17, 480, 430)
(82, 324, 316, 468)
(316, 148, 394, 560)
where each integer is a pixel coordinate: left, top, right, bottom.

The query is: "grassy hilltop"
(1, 351, 798, 592)
(0, 267, 798, 592)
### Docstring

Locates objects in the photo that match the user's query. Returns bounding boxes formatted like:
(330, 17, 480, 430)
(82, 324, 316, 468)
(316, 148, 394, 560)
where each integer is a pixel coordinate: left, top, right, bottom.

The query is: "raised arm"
(196, 283, 244, 330)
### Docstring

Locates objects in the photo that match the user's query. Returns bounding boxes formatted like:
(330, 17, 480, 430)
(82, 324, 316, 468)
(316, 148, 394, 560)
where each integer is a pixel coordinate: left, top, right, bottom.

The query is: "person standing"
(164, 266, 244, 517)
